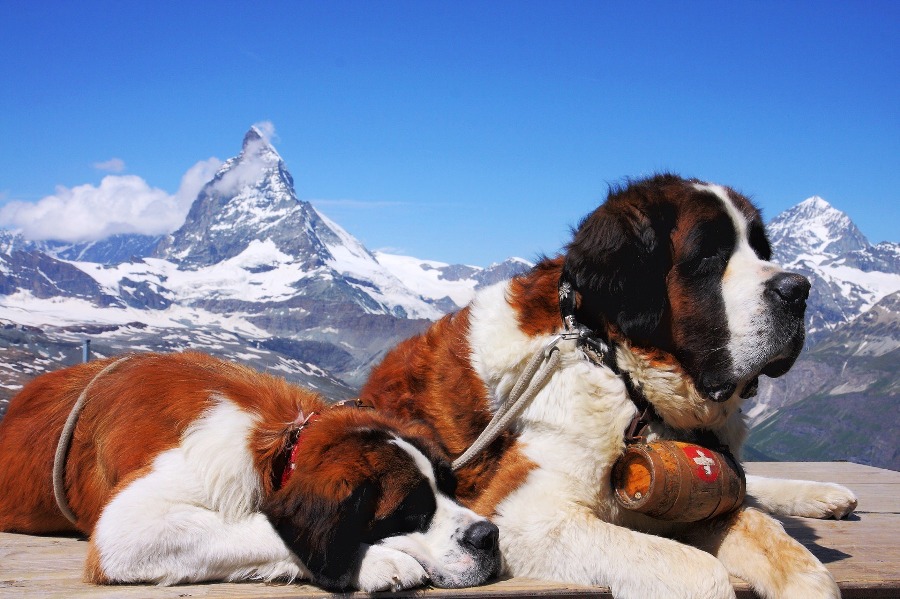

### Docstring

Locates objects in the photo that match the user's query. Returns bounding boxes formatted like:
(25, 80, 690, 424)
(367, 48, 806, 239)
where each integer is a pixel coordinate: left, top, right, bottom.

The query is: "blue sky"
(1, 1, 897, 266)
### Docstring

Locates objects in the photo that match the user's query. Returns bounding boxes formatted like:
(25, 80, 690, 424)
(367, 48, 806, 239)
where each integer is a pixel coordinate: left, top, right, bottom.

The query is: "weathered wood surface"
(1, 462, 897, 598)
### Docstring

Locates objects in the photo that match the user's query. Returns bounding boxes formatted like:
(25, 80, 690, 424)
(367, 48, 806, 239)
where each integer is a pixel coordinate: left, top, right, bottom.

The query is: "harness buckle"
(543, 328, 589, 358)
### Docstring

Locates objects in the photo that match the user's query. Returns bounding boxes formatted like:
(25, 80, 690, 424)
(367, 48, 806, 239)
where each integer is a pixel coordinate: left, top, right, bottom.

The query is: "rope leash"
(53, 355, 132, 526)
(452, 335, 567, 471)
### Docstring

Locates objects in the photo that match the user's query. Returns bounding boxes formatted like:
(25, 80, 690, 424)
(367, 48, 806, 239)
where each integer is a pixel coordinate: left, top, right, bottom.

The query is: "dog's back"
(0, 359, 113, 533)
(0, 352, 307, 534)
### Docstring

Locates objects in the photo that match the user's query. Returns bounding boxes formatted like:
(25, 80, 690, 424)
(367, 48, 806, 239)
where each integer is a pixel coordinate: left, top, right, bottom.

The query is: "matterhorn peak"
(237, 125, 282, 165)
(243, 126, 265, 147)
(154, 126, 323, 268)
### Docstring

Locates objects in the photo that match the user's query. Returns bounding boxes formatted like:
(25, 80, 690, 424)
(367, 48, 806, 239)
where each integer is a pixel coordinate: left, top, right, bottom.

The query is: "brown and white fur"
(0, 351, 500, 591)
(360, 174, 858, 599)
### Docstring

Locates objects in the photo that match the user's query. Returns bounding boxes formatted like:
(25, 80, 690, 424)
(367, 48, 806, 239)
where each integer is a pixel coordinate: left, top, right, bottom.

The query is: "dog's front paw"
(781, 568, 841, 599)
(746, 475, 860, 519)
(796, 482, 858, 519)
(354, 544, 428, 592)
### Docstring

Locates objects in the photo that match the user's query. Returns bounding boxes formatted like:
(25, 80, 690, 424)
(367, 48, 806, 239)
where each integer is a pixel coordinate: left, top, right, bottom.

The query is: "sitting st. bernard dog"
(360, 174, 858, 599)
(0, 351, 500, 592)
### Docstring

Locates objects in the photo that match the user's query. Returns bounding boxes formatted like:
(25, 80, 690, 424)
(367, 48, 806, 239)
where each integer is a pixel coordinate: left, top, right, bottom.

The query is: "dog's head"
(562, 174, 809, 403)
(264, 409, 500, 591)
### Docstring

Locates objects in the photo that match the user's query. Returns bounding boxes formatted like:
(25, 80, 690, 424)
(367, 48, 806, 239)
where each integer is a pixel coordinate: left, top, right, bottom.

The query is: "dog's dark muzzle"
(765, 272, 811, 317)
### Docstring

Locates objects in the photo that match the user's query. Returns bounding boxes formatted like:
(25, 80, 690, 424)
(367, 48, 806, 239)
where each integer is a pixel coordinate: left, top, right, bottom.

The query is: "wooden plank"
(825, 484, 900, 514)
(1, 462, 897, 598)
(745, 461, 900, 487)
(746, 461, 900, 514)
(0, 533, 610, 598)
(746, 462, 900, 597)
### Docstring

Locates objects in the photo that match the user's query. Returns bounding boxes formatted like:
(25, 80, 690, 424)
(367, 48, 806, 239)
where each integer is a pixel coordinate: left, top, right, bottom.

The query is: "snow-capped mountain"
(768, 196, 900, 341)
(0, 128, 531, 405)
(768, 196, 870, 261)
(0, 231, 120, 307)
(152, 127, 442, 320)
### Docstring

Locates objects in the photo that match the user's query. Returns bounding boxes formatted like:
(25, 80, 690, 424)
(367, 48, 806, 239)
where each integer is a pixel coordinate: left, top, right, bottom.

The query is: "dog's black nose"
(462, 520, 499, 552)
(766, 272, 810, 307)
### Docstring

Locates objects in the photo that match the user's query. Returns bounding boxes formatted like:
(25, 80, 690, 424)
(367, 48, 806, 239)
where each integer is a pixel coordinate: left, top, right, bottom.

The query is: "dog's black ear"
(266, 479, 377, 591)
(563, 196, 674, 343)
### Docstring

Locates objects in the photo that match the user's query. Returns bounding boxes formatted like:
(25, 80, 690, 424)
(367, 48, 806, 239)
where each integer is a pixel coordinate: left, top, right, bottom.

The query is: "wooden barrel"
(611, 440, 745, 522)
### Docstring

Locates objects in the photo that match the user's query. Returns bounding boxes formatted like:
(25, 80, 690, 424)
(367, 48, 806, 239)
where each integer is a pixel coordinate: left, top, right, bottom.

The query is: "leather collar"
(273, 411, 320, 491)
(558, 272, 656, 442)
(272, 399, 373, 490)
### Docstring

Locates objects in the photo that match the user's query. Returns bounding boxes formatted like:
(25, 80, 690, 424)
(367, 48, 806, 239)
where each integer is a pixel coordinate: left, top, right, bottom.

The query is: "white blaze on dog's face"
(377, 437, 501, 588)
(696, 183, 810, 397)
(563, 174, 810, 403)
(265, 411, 500, 591)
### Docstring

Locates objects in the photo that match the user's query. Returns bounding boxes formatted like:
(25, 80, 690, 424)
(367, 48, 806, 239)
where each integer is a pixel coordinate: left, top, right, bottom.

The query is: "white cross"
(692, 449, 715, 477)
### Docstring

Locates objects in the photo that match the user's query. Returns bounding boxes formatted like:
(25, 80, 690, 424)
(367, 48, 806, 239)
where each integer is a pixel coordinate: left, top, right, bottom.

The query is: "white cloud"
(252, 120, 277, 143)
(212, 124, 279, 196)
(176, 158, 222, 211)
(93, 158, 126, 173)
(215, 154, 265, 196)
(0, 158, 222, 242)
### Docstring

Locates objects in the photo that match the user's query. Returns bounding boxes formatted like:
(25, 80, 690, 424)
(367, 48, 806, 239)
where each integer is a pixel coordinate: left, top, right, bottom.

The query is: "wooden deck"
(1, 462, 897, 598)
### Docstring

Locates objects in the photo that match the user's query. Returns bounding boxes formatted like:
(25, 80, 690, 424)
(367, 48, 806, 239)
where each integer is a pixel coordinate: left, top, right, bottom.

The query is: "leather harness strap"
(454, 273, 667, 471)
(559, 272, 730, 452)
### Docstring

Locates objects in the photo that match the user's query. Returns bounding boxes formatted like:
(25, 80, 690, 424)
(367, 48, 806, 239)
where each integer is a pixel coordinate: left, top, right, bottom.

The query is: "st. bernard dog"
(360, 174, 859, 599)
(0, 351, 500, 591)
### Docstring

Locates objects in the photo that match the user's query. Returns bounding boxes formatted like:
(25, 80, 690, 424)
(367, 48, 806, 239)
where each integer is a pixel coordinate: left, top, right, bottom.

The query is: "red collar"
(275, 411, 320, 490)
(273, 400, 374, 491)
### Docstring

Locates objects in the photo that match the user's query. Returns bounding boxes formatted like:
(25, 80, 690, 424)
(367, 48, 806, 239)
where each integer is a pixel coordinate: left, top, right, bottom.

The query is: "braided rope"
(452, 339, 563, 470)
(53, 355, 132, 526)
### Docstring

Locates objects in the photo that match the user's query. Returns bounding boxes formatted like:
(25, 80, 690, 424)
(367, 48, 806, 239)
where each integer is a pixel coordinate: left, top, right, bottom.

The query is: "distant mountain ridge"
(42, 233, 163, 264)
(1, 130, 897, 468)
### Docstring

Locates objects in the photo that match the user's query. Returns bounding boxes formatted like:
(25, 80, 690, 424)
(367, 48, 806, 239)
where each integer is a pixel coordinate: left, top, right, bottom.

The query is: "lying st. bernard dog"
(360, 174, 858, 599)
(0, 351, 500, 591)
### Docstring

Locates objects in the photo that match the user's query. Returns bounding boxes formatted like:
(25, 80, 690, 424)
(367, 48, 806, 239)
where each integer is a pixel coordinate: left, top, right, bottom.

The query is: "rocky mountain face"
(767, 196, 900, 342)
